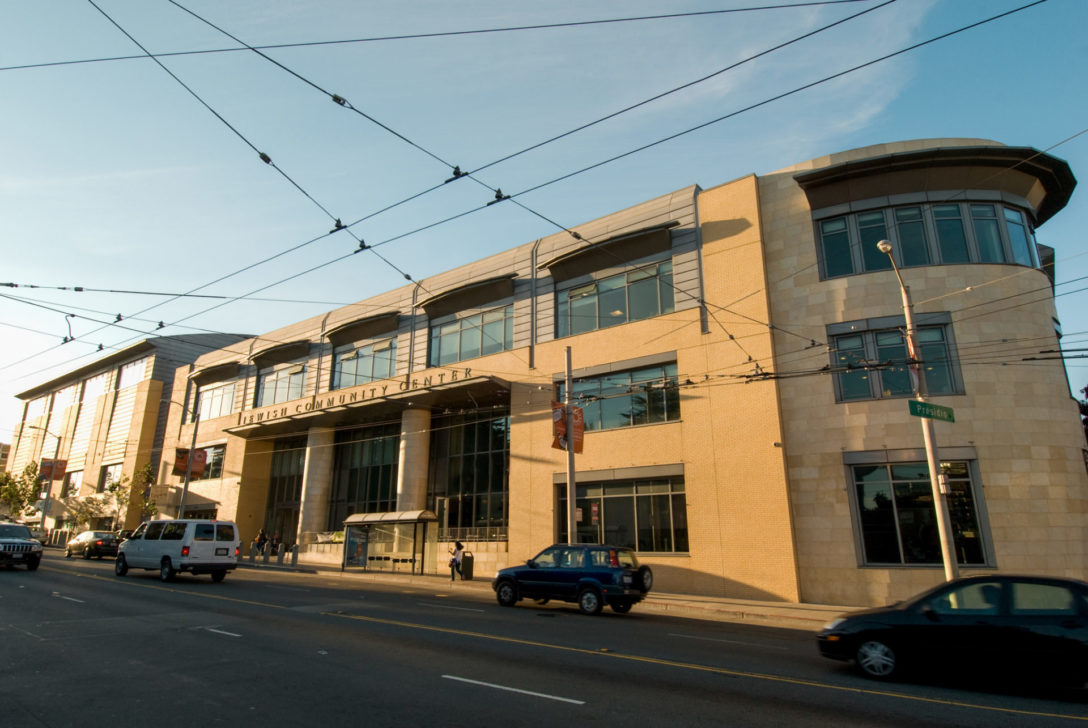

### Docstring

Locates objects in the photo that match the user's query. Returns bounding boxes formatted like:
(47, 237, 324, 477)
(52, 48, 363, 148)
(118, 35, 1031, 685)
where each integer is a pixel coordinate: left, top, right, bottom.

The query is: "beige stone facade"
(17, 138, 1081, 606)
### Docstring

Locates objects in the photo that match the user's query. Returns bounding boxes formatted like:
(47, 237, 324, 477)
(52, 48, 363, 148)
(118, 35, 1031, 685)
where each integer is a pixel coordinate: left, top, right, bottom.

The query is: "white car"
(115, 519, 240, 582)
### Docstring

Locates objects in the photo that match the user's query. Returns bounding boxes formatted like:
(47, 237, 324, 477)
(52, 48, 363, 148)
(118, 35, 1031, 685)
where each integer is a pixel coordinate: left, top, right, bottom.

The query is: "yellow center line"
(326, 611, 1088, 722)
(45, 567, 1088, 721)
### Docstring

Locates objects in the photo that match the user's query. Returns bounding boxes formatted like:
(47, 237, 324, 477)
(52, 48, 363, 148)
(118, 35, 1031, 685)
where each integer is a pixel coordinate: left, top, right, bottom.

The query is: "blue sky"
(2, 0, 1086, 439)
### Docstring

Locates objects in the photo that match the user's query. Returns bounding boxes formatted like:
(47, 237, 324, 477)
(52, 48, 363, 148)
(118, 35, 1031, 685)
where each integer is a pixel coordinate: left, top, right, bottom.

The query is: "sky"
(2, 0, 1087, 441)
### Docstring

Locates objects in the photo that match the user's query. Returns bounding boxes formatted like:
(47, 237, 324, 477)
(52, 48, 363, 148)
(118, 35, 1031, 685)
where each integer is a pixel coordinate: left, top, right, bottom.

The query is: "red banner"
(39, 458, 68, 481)
(551, 402, 584, 454)
(173, 448, 208, 479)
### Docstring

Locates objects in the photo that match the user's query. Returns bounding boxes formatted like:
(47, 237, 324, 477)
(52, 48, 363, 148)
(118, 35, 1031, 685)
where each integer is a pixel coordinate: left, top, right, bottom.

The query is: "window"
(61, 470, 82, 499)
(557, 363, 680, 431)
(429, 412, 509, 538)
(429, 304, 512, 366)
(327, 425, 400, 528)
(559, 478, 688, 553)
(194, 381, 235, 422)
(557, 261, 674, 337)
(161, 522, 187, 540)
(831, 322, 957, 402)
(332, 338, 396, 389)
(99, 463, 122, 494)
(195, 524, 215, 541)
(256, 365, 305, 407)
(852, 461, 985, 566)
(191, 445, 225, 480)
(1009, 582, 1078, 616)
(817, 202, 1040, 278)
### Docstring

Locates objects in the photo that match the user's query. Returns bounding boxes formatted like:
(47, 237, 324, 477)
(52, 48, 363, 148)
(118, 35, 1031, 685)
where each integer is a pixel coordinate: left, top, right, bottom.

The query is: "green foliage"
(0, 462, 43, 518)
(63, 493, 108, 529)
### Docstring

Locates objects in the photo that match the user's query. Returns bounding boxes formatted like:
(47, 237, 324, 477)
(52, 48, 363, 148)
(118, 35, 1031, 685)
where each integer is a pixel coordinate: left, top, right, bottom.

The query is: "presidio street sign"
(908, 399, 955, 423)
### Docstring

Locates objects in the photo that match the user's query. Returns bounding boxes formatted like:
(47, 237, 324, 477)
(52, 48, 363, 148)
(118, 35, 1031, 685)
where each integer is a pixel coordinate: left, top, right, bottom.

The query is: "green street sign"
(908, 400, 955, 423)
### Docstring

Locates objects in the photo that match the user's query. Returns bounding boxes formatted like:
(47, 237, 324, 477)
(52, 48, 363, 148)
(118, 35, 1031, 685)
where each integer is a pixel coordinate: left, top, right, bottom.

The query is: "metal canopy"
(343, 509, 437, 526)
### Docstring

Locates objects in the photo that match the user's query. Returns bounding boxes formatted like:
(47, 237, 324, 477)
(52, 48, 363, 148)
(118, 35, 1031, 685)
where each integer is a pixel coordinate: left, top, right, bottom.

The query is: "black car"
(0, 522, 44, 571)
(492, 543, 653, 615)
(817, 575, 1088, 685)
(65, 530, 120, 559)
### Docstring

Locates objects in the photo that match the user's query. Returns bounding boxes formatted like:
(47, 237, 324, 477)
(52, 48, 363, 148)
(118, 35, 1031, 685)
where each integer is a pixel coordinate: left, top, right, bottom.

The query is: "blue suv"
(492, 544, 653, 615)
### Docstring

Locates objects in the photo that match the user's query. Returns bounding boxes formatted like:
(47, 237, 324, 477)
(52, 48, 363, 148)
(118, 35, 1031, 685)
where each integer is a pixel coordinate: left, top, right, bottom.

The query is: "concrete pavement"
(238, 558, 856, 631)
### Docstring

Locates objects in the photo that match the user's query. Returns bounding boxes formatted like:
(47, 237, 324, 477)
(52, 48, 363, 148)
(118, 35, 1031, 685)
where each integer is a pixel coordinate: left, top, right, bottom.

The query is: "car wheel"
(856, 639, 898, 679)
(578, 588, 603, 615)
(65, 548, 72, 559)
(211, 570, 226, 583)
(114, 555, 128, 577)
(26, 557, 41, 571)
(635, 565, 653, 593)
(83, 547, 92, 560)
(159, 557, 175, 582)
(496, 580, 519, 607)
(609, 599, 632, 614)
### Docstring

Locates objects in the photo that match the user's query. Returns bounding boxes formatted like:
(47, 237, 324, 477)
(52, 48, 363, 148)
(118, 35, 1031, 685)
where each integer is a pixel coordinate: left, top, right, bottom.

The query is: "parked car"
(816, 575, 1088, 686)
(115, 519, 240, 582)
(65, 530, 119, 559)
(0, 522, 44, 571)
(492, 543, 653, 615)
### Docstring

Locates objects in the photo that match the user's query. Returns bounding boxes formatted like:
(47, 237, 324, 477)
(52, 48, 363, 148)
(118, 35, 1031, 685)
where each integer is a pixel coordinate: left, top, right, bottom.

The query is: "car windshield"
(93, 532, 112, 539)
(0, 524, 33, 539)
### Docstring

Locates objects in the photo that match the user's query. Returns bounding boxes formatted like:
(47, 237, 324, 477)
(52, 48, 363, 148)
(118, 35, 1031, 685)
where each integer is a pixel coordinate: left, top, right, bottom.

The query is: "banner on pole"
(173, 448, 208, 478)
(551, 402, 584, 453)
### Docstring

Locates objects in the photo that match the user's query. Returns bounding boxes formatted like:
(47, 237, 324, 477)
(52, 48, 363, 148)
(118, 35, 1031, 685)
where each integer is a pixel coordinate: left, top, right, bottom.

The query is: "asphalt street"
(2, 550, 1086, 727)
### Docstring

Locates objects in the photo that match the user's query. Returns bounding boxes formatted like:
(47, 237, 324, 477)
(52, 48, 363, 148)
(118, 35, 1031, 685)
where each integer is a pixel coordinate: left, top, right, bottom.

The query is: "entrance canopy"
(343, 509, 437, 526)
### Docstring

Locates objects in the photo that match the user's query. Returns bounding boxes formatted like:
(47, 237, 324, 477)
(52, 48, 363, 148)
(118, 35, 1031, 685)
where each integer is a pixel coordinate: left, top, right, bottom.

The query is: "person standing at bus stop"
(449, 541, 464, 581)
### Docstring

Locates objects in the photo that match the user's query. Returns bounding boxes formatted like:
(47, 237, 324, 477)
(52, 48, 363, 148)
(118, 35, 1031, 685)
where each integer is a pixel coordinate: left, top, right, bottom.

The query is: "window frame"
(427, 303, 513, 367)
(557, 476, 688, 554)
(255, 363, 306, 407)
(828, 314, 962, 403)
(331, 336, 397, 390)
(192, 380, 236, 422)
(557, 362, 681, 432)
(98, 463, 122, 494)
(816, 200, 1041, 279)
(555, 259, 675, 338)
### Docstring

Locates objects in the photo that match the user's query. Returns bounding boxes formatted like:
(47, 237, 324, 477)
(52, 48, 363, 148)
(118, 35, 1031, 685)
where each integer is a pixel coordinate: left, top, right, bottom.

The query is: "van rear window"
(216, 524, 236, 542)
(195, 524, 215, 541)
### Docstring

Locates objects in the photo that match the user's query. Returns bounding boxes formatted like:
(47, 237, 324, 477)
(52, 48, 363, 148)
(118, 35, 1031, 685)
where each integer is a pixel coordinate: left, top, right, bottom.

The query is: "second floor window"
(192, 445, 226, 480)
(832, 325, 957, 402)
(194, 381, 235, 422)
(558, 363, 681, 431)
(429, 304, 513, 367)
(257, 365, 305, 407)
(99, 463, 122, 494)
(557, 261, 674, 337)
(332, 338, 396, 389)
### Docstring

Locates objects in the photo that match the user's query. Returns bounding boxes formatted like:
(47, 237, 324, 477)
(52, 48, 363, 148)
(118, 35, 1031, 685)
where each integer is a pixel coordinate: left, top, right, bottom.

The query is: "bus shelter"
(342, 510, 438, 575)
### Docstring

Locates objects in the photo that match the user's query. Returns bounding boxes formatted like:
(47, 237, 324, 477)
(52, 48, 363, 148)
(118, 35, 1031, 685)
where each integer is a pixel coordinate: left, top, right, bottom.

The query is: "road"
(2, 550, 1086, 727)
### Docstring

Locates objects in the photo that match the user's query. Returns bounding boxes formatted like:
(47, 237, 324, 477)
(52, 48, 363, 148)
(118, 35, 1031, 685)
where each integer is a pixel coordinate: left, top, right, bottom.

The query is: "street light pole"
(177, 399, 201, 519)
(26, 424, 62, 533)
(877, 240, 959, 582)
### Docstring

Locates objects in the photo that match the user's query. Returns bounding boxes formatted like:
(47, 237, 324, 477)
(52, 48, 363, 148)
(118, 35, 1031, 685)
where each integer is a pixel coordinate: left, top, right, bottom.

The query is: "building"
(7, 335, 249, 534)
(109, 139, 1088, 606)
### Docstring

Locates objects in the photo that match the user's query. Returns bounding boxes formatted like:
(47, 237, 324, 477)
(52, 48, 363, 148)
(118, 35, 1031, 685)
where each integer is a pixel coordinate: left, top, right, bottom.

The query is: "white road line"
(202, 627, 242, 638)
(419, 602, 486, 613)
(668, 633, 789, 650)
(51, 593, 85, 603)
(442, 675, 584, 705)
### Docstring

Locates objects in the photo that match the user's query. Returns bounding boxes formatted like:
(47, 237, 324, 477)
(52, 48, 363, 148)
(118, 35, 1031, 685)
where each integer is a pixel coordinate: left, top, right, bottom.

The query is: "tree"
(0, 462, 43, 519)
(62, 493, 108, 530)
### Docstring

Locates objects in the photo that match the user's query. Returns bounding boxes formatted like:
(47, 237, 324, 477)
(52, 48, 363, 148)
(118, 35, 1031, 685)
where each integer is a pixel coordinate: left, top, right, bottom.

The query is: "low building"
(143, 139, 1086, 605)
(7, 335, 249, 534)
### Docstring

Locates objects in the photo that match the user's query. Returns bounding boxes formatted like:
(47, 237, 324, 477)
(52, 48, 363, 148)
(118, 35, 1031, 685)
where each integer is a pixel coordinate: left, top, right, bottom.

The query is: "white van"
(115, 519, 240, 582)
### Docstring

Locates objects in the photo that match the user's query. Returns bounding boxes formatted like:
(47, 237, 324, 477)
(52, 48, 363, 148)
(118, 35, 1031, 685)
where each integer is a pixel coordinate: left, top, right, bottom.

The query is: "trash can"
(461, 551, 474, 580)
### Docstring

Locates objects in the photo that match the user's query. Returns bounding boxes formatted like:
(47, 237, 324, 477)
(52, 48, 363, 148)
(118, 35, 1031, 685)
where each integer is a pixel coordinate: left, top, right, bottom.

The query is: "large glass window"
(818, 202, 1039, 278)
(557, 363, 680, 431)
(98, 463, 122, 494)
(429, 304, 513, 367)
(559, 478, 688, 553)
(256, 365, 305, 407)
(852, 461, 985, 566)
(332, 338, 396, 389)
(191, 445, 226, 481)
(556, 261, 675, 338)
(265, 437, 304, 545)
(832, 324, 956, 402)
(194, 381, 235, 422)
(327, 424, 400, 529)
(429, 412, 509, 540)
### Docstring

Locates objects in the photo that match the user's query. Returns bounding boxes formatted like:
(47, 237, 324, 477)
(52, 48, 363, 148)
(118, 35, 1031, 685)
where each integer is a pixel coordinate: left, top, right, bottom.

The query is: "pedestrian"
(270, 532, 281, 554)
(449, 541, 464, 581)
(255, 528, 268, 553)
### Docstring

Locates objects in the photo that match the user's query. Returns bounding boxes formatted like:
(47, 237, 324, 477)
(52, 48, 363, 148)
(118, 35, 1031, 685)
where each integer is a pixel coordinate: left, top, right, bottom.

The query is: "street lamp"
(876, 240, 959, 582)
(25, 424, 62, 532)
(170, 397, 201, 519)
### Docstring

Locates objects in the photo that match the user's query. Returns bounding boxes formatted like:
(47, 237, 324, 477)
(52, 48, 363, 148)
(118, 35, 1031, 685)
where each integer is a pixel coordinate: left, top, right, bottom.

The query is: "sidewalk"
(238, 558, 854, 631)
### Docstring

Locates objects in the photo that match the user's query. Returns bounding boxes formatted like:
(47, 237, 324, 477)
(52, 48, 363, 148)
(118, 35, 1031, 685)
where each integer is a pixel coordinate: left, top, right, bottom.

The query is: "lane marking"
(52, 592, 85, 604)
(202, 627, 242, 638)
(442, 674, 584, 704)
(419, 602, 486, 613)
(326, 611, 1088, 722)
(46, 567, 1088, 722)
(669, 633, 789, 650)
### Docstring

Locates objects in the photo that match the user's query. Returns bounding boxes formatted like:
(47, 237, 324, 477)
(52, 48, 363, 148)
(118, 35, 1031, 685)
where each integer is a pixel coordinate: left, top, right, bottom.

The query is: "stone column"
(296, 427, 335, 542)
(396, 408, 431, 511)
